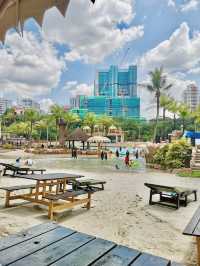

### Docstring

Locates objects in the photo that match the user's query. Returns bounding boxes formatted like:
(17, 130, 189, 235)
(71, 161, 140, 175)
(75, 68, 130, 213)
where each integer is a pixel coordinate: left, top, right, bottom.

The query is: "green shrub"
(153, 139, 192, 169)
(2, 143, 13, 149)
(153, 144, 169, 168)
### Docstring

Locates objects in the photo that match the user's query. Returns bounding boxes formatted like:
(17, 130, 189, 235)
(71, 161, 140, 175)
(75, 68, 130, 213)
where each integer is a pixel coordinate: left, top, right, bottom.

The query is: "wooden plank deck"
(0, 223, 184, 266)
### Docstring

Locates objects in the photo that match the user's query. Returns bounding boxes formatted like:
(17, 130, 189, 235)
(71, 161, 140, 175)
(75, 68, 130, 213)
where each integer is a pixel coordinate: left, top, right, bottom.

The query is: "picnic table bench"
(71, 178, 106, 191)
(0, 222, 184, 266)
(183, 206, 200, 266)
(0, 163, 46, 176)
(0, 184, 36, 207)
(0, 173, 91, 220)
(145, 183, 197, 209)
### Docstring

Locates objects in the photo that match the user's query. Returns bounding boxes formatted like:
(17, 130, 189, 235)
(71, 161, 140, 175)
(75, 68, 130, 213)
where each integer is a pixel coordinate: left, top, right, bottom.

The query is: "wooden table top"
(183, 206, 200, 237)
(0, 222, 183, 266)
(16, 173, 84, 181)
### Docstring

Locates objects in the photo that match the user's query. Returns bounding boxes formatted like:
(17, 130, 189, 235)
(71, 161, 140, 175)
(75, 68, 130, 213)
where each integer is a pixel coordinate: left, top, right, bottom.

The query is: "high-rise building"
(70, 95, 85, 109)
(96, 65, 137, 97)
(183, 84, 199, 111)
(19, 98, 40, 111)
(79, 96, 140, 117)
(0, 98, 12, 115)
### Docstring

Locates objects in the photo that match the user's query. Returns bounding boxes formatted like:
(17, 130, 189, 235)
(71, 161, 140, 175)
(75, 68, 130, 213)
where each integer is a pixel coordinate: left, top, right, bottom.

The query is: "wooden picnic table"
(0, 222, 184, 266)
(183, 206, 200, 266)
(3, 173, 92, 219)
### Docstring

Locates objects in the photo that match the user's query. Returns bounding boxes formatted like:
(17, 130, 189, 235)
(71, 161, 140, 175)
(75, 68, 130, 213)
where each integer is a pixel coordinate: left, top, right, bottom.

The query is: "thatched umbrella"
(0, 0, 95, 42)
(88, 136, 111, 151)
(66, 128, 89, 150)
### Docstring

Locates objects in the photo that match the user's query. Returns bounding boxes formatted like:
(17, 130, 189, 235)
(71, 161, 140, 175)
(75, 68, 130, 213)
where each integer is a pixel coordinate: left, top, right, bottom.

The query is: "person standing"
(126, 149, 130, 157)
(135, 149, 139, 159)
(124, 154, 130, 167)
(104, 152, 108, 160)
(116, 149, 119, 158)
(101, 151, 104, 160)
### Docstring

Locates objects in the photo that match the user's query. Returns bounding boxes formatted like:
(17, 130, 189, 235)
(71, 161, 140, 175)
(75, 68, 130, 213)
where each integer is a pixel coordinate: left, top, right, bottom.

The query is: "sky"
(0, 0, 200, 118)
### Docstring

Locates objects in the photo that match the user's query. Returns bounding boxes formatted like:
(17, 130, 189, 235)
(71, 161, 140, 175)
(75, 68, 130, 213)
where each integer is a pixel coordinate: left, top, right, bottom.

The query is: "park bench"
(0, 184, 36, 207)
(0, 222, 184, 265)
(44, 189, 92, 220)
(144, 183, 197, 209)
(183, 206, 200, 266)
(71, 178, 106, 192)
(0, 163, 46, 176)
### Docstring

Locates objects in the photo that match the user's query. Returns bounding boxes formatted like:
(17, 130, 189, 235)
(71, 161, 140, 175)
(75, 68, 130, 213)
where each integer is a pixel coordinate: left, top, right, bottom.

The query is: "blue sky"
(0, 0, 200, 117)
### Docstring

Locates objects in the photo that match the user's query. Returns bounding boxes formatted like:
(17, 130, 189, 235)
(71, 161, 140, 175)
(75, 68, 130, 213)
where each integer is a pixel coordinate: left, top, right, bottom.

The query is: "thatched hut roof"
(66, 128, 89, 142)
(0, 0, 96, 42)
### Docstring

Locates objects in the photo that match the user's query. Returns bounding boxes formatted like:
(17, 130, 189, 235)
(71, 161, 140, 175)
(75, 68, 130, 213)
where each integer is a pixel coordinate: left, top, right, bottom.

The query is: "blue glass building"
(70, 65, 140, 118)
(96, 65, 137, 97)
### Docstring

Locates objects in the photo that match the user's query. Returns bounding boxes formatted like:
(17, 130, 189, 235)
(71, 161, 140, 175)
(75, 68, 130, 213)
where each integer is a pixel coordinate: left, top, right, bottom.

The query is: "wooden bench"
(183, 206, 200, 266)
(145, 183, 197, 209)
(0, 184, 36, 207)
(71, 178, 106, 191)
(44, 190, 92, 220)
(0, 163, 46, 176)
(0, 222, 185, 266)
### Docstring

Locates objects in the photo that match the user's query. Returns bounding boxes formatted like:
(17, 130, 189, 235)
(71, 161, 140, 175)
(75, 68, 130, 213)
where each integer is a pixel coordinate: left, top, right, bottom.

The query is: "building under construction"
(71, 65, 140, 118)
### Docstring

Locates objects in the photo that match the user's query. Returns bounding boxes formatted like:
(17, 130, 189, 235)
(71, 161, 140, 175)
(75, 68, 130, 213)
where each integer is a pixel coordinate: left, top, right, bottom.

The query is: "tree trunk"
(153, 91, 160, 142)
(173, 114, 176, 130)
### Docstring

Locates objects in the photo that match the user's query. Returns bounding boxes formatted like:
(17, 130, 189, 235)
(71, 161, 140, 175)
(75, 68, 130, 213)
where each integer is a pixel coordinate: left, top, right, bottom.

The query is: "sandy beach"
(0, 150, 198, 265)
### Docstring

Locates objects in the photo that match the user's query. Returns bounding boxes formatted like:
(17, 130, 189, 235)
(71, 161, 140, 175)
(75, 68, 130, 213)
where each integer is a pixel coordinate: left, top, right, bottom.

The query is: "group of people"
(115, 147, 140, 168)
(15, 157, 33, 167)
(71, 148, 78, 159)
(100, 151, 108, 160)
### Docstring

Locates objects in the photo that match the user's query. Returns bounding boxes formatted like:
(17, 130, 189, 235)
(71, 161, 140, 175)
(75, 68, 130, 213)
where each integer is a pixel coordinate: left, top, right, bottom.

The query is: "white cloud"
(188, 67, 200, 75)
(181, 0, 199, 12)
(43, 0, 144, 64)
(63, 81, 92, 99)
(0, 31, 65, 99)
(39, 98, 55, 113)
(167, 0, 176, 8)
(140, 22, 200, 74)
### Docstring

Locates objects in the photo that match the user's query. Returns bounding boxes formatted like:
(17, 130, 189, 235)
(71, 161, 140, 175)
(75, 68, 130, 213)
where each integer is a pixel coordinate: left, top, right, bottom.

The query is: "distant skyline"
(0, 0, 200, 118)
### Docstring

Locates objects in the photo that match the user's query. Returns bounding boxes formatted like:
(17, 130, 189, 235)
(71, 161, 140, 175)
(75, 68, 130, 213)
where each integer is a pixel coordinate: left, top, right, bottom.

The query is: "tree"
(147, 67, 172, 141)
(178, 104, 190, 133)
(167, 99, 178, 130)
(24, 108, 40, 139)
(51, 105, 65, 144)
(83, 113, 97, 136)
(63, 112, 80, 131)
(160, 95, 171, 121)
(98, 115, 114, 136)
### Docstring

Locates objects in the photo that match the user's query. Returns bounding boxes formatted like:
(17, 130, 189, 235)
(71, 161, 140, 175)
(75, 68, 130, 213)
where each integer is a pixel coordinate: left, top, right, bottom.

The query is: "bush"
(145, 144, 160, 163)
(153, 139, 192, 169)
(2, 143, 13, 149)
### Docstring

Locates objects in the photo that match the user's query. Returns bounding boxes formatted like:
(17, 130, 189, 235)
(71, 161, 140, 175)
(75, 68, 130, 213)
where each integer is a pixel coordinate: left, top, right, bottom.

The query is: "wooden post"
(35, 181, 40, 200)
(5, 191, 10, 207)
(86, 193, 91, 210)
(42, 181, 47, 198)
(197, 237, 200, 266)
(48, 201, 54, 220)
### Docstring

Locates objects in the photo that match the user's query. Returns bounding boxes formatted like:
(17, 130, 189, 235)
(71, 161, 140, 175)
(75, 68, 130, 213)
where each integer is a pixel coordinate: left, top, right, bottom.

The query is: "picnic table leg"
(176, 194, 180, 209)
(5, 191, 10, 207)
(48, 201, 54, 220)
(197, 237, 200, 266)
(185, 195, 188, 207)
(86, 192, 91, 210)
(149, 189, 153, 205)
(194, 191, 198, 202)
(35, 181, 40, 200)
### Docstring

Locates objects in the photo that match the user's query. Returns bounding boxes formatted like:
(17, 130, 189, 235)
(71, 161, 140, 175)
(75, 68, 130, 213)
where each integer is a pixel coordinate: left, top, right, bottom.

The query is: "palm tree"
(147, 67, 172, 141)
(160, 95, 171, 121)
(63, 112, 80, 131)
(24, 108, 40, 140)
(83, 113, 97, 136)
(178, 104, 190, 133)
(168, 99, 178, 130)
(191, 105, 200, 131)
(98, 115, 114, 136)
(51, 105, 65, 145)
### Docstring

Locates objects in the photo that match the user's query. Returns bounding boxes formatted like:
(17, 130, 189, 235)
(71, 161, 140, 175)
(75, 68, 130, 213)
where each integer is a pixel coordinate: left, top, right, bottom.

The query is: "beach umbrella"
(88, 136, 111, 144)
(0, 0, 96, 42)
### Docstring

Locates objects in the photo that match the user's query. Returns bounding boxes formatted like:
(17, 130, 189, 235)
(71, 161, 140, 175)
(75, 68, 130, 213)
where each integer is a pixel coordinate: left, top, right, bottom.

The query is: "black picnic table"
(0, 222, 184, 266)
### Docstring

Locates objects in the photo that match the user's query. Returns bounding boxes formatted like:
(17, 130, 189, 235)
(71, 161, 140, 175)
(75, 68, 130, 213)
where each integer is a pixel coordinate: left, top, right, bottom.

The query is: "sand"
(0, 150, 198, 265)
